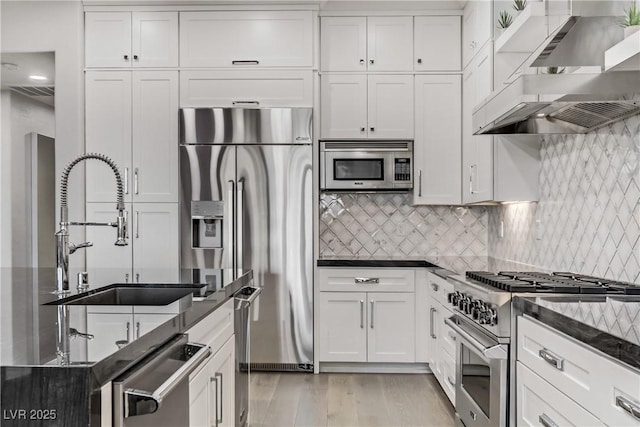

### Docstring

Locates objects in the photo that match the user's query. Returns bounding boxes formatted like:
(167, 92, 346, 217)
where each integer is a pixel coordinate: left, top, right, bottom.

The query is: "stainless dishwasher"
(112, 334, 211, 427)
(234, 286, 262, 427)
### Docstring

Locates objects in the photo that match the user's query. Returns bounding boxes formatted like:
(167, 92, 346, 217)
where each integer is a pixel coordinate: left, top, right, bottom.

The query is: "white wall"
(1, 1, 85, 269)
(3, 91, 55, 267)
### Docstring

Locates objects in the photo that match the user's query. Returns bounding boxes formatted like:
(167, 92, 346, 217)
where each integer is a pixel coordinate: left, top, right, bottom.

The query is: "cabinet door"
(439, 350, 457, 405)
(318, 292, 367, 362)
(132, 12, 178, 68)
(180, 11, 313, 67)
(85, 12, 131, 68)
(87, 312, 133, 361)
(320, 17, 367, 71)
(462, 3, 476, 69)
(210, 337, 235, 427)
(428, 303, 442, 380)
(320, 74, 367, 139)
(133, 313, 175, 339)
(189, 354, 215, 427)
(414, 16, 461, 71)
(85, 71, 132, 203)
(367, 293, 415, 363)
(132, 203, 179, 283)
(132, 71, 179, 203)
(413, 75, 461, 205)
(517, 362, 605, 427)
(473, 0, 492, 55)
(180, 70, 313, 108)
(367, 17, 413, 71)
(367, 75, 413, 139)
(85, 203, 133, 284)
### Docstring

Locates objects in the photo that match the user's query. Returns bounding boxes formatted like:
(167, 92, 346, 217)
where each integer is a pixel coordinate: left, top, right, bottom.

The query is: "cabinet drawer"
(426, 272, 454, 306)
(517, 362, 604, 427)
(187, 299, 233, 352)
(318, 268, 415, 292)
(441, 310, 457, 359)
(440, 350, 456, 405)
(180, 70, 313, 107)
(518, 315, 640, 425)
(180, 11, 313, 67)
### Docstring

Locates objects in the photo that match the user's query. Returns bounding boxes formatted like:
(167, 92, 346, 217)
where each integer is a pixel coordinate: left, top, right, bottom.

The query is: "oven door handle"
(445, 315, 508, 360)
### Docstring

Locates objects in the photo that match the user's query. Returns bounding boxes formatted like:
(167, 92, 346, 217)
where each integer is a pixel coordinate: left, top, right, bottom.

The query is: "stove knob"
(458, 296, 469, 311)
(486, 308, 498, 326)
(465, 299, 477, 315)
(447, 292, 455, 304)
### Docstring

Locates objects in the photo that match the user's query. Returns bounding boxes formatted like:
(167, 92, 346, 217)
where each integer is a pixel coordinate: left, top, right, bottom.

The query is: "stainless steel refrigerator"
(179, 108, 313, 372)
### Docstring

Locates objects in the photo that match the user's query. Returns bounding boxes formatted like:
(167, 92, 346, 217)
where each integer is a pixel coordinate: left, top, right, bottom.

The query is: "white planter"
(624, 25, 640, 38)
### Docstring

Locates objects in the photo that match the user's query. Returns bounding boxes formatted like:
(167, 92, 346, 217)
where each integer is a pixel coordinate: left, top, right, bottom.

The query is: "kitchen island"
(0, 267, 252, 426)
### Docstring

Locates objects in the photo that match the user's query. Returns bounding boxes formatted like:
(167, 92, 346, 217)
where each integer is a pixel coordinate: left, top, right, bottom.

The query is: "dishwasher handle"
(123, 342, 211, 417)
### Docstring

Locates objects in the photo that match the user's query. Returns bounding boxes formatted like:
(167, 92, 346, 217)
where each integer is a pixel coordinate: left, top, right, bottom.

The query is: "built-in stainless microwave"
(320, 140, 413, 191)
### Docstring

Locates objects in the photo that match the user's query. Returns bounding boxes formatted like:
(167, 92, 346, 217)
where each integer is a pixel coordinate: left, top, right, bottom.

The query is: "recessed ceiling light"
(29, 74, 48, 81)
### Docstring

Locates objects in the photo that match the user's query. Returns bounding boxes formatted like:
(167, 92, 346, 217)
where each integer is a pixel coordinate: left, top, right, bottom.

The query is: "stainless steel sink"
(45, 285, 204, 307)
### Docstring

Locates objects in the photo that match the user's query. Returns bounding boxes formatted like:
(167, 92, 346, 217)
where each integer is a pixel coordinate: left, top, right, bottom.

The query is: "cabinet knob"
(370, 127, 375, 132)
(369, 59, 375, 65)
(124, 55, 129, 60)
(359, 59, 365, 65)
(133, 54, 138, 60)
(360, 127, 366, 132)
(417, 58, 423, 64)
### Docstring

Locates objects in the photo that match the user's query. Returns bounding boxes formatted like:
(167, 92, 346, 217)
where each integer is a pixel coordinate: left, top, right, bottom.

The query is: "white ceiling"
(1, 51, 55, 106)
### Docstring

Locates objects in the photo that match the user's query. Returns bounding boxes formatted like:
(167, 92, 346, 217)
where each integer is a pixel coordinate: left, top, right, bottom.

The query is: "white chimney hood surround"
(474, 0, 640, 135)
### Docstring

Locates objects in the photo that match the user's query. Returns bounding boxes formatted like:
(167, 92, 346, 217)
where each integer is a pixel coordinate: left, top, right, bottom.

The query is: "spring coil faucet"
(55, 153, 128, 294)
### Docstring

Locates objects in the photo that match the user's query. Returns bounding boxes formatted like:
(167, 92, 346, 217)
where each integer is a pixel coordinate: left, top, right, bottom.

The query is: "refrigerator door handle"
(236, 180, 244, 272)
(227, 180, 235, 271)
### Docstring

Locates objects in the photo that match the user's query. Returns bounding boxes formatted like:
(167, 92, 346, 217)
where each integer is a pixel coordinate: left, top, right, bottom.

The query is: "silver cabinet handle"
(135, 211, 139, 239)
(469, 164, 475, 194)
(360, 300, 364, 329)
(370, 300, 374, 329)
(616, 396, 640, 421)
(232, 60, 259, 65)
(448, 331, 457, 341)
(134, 167, 139, 195)
(237, 180, 244, 271)
(135, 322, 140, 339)
(355, 277, 379, 284)
(226, 180, 235, 271)
(215, 372, 223, 423)
(135, 273, 139, 283)
(210, 376, 218, 427)
(430, 308, 437, 339)
(125, 273, 129, 283)
(418, 170, 422, 197)
(126, 321, 131, 342)
(232, 101, 260, 106)
(447, 376, 455, 386)
(538, 348, 564, 371)
(124, 167, 129, 194)
(431, 282, 439, 292)
(538, 413, 559, 427)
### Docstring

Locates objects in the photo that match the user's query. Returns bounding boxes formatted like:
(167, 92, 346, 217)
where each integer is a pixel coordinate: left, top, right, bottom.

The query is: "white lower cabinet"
(517, 362, 604, 427)
(86, 307, 175, 361)
(317, 268, 416, 364)
(189, 336, 235, 427)
(188, 299, 235, 427)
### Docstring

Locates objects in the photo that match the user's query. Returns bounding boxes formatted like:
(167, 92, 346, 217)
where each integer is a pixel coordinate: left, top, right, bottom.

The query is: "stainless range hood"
(474, 0, 640, 135)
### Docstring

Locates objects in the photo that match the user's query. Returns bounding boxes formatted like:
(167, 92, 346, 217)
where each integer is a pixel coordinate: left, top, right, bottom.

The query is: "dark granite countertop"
(1, 267, 252, 385)
(317, 256, 538, 276)
(514, 295, 640, 372)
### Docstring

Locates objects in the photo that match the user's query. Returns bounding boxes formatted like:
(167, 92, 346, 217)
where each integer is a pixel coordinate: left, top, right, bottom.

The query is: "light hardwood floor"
(250, 372, 456, 427)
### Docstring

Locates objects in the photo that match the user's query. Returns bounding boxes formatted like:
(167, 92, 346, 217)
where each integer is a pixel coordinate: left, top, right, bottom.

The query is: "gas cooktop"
(465, 271, 640, 295)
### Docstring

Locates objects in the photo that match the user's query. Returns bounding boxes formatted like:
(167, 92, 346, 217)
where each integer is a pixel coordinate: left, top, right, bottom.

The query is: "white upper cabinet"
(462, 0, 492, 69)
(320, 74, 368, 139)
(320, 74, 412, 139)
(320, 17, 367, 71)
(413, 74, 462, 205)
(414, 16, 462, 71)
(367, 75, 413, 139)
(366, 17, 413, 71)
(132, 203, 179, 283)
(320, 16, 412, 71)
(86, 70, 179, 204)
(180, 11, 314, 68)
(85, 12, 178, 68)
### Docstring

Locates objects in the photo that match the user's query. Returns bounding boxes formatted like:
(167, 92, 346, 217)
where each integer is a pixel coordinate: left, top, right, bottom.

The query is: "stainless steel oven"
(320, 140, 413, 190)
(446, 314, 509, 427)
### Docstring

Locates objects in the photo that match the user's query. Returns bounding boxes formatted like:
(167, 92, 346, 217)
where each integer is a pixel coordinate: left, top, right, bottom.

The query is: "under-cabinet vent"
(249, 362, 313, 372)
(551, 102, 640, 130)
(9, 85, 55, 97)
